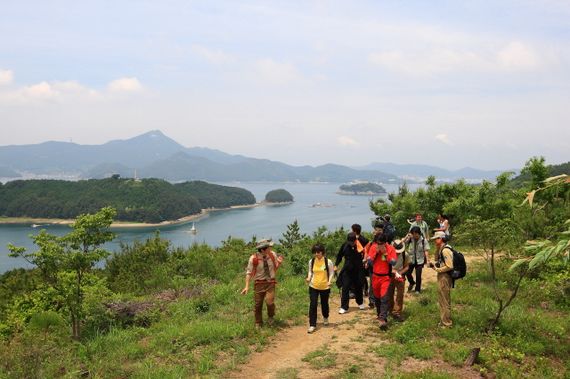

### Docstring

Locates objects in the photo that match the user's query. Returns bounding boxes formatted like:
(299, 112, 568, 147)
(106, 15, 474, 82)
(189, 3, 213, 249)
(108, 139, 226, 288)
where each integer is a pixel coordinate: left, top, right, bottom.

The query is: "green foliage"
(521, 156, 549, 188)
(8, 207, 116, 339)
(0, 178, 255, 223)
(279, 219, 307, 250)
(265, 188, 294, 203)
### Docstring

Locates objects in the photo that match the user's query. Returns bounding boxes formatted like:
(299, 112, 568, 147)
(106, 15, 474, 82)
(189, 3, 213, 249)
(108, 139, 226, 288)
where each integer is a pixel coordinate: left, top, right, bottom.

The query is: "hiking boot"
(338, 308, 348, 314)
(267, 317, 275, 326)
(323, 318, 329, 326)
(379, 319, 388, 330)
(392, 314, 403, 322)
(358, 304, 366, 310)
(307, 326, 316, 334)
(407, 283, 415, 293)
(255, 323, 262, 330)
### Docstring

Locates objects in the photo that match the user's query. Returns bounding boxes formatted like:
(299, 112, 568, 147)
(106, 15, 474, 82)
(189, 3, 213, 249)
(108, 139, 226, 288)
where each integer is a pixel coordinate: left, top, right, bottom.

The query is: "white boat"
(31, 224, 41, 228)
(190, 222, 197, 234)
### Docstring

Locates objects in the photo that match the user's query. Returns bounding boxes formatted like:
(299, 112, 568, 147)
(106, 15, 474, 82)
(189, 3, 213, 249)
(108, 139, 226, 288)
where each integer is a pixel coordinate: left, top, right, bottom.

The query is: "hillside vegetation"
(0, 156, 568, 378)
(264, 189, 294, 203)
(0, 178, 255, 223)
(338, 182, 386, 195)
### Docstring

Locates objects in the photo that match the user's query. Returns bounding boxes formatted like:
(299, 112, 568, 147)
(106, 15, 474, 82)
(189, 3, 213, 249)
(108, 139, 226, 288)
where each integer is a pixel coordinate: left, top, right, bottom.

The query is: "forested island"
(337, 182, 387, 195)
(0, 178, 255, 223)
(264, 189, 294, 203)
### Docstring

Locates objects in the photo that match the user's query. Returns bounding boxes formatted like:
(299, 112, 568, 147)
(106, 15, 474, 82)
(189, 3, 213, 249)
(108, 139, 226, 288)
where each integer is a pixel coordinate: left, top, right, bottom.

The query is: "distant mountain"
(357, 162, 507, 181)
(0, 131, 398, 183)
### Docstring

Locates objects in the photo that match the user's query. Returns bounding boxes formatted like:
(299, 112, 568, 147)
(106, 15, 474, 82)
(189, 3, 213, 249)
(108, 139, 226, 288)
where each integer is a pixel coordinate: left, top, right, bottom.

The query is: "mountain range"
(0, 131, 505, 183)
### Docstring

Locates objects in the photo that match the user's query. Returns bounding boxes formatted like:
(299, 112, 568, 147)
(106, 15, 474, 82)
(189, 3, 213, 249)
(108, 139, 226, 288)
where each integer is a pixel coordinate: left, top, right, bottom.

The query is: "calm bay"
(0, 182, 421, 273)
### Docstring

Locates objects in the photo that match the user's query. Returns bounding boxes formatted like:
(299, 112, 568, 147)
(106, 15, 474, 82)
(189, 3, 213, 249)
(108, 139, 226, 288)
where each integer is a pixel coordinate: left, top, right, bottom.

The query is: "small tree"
(9, 207, 116, 339)
(279, 219, 307, 250)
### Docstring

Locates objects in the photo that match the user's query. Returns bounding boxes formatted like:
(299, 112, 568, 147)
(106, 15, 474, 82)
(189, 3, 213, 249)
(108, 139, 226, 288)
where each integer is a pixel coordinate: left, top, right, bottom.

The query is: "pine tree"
(279, 219, 307, 249)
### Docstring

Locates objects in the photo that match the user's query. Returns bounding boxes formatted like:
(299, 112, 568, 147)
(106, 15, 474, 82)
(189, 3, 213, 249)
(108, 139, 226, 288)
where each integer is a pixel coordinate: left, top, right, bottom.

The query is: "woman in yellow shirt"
(305, 243, 335, 333)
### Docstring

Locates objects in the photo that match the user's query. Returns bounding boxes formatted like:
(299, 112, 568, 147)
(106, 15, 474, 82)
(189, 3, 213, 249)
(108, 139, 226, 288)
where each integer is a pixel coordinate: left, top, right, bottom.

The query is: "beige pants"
(388, 278, 405, 317)
(437, 273, 453, 326)
(254, 282, 276, 326)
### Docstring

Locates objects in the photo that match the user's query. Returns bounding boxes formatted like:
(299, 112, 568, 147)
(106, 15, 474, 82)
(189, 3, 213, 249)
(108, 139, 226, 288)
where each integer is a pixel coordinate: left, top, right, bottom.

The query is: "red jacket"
(368, 242, 397, 276)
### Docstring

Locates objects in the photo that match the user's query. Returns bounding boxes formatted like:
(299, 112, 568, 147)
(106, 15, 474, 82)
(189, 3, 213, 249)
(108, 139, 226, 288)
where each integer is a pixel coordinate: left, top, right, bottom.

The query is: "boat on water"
(190, 222, 197, 234)
(31, 224, 42, 228)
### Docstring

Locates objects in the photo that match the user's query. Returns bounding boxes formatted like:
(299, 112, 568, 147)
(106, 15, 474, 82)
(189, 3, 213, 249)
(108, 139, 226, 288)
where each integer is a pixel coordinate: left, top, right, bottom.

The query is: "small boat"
(190, 222, 197, 234)
(31, 224, 41, 228)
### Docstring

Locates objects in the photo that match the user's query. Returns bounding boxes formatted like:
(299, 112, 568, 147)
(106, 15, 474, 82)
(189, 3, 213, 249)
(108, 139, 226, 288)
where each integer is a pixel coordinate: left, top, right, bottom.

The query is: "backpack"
(250, 252, 280, 280)
(310, 257, 330, 279)
(383, 222, 396, 243)
(439, 244, 467, 285)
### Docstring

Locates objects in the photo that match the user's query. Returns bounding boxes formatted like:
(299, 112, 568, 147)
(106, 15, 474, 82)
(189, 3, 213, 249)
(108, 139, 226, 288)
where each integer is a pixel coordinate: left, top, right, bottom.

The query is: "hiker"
(364, 219, 384, 308)
(335, 232, 366, 314)
(403, 226, 430, 294)
(429, 231, 454, 327)
(351, 224, 369, 299)
(409, 213, 430, 240)
(435, 214, 451, 241)
(367, 233, 397, 330)
(387, 239, 410, 322)
(241, 238, 284, 328)
(305, 243, 335, 333)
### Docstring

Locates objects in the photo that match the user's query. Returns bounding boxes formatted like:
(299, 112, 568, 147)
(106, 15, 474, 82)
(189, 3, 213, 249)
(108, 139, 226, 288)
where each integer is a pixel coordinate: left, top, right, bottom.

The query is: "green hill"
(0, 178, 255, 223)
(264, 189, 294, 203)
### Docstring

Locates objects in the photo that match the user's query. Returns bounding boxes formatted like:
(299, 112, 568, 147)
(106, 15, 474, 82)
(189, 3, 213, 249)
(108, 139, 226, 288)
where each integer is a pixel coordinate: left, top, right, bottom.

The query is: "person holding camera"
(403, 226, 430, 294)
(429, 231, 454, 328)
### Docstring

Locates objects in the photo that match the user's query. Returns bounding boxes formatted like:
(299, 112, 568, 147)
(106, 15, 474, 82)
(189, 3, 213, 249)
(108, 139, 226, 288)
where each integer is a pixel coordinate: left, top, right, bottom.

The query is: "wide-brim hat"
(393, 239, 405, 254)
(256, 238, 274, 249)
(431, 231, 446, 240)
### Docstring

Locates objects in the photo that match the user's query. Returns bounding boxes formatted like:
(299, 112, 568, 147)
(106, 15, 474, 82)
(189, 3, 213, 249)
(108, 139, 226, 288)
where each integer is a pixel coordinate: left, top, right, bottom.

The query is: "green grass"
(302, 344, 337, 369)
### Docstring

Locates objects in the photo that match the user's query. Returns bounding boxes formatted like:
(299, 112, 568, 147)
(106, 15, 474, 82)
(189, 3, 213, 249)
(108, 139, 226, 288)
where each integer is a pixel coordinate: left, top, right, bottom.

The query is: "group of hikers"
(241, 212, 457, 333)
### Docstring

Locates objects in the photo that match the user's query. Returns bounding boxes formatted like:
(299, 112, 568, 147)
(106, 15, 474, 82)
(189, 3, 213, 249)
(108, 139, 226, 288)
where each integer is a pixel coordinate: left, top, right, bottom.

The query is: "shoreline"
(0, 203, 261, 229)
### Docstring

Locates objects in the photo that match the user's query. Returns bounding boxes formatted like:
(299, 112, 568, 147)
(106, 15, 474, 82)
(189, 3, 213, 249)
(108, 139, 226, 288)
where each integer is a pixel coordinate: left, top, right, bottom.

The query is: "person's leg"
(308, 286, 319, 327)
(340, 272, 351, 310)
(254, 283, 266, 326)
(368, 266, 376, 307)
(321, 289, 330, 320)
(393, 280, 405, 318)
(265, 283, 276, 320)
(415, 265, 423, 292)
(378, 277, 392, 322)
(354, 271, 364, 306)
(387, 278, 396, 314)
(437, 274, 453, 327)
(406, 264, 416, 291)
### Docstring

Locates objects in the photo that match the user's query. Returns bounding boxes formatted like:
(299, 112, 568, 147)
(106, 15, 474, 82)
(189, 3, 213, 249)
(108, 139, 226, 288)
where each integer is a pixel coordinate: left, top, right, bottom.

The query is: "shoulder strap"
(310, 258, 315, 273)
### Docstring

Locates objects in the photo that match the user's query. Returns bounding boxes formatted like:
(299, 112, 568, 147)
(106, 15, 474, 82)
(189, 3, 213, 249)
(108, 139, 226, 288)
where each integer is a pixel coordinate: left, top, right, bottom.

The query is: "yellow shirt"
(309, 257, 330, 290)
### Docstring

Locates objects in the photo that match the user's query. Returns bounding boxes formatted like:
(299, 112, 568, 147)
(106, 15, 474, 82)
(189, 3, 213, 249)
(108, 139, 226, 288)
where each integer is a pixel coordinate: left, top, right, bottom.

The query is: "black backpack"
(383, 222, 396, 243)
(439, 244, 467, 284)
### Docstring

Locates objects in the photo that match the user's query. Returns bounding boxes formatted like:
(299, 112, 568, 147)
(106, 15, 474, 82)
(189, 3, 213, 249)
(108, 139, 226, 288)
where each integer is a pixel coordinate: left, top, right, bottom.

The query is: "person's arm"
(424, 240, 431, 264)
(327, 259, 335, 286)
(435, 248, 454, 273)
(334, 244, 344, 271)
(305, 258, 315, 283)
(241, 256, 254, 294)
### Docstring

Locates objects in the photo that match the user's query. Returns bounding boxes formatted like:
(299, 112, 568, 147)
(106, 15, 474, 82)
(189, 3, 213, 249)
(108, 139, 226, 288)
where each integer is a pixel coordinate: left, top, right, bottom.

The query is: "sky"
(0, 1, 569, 171)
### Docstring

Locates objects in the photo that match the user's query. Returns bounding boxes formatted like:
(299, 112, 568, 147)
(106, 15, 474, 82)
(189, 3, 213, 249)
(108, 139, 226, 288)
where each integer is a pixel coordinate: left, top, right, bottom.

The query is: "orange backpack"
(250, 252, 280, 282)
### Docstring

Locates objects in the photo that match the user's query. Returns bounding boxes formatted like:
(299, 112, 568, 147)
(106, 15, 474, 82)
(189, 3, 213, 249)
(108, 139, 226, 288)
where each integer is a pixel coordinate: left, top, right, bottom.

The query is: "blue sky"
(1, 1, 569, 170)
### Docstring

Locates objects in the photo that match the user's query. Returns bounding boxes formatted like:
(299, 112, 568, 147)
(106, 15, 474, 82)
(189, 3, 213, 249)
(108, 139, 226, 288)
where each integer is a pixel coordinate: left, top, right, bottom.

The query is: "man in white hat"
(241, 238, 284, 328)
(429, 231, 454, 327)
(388, 239, 411, 322)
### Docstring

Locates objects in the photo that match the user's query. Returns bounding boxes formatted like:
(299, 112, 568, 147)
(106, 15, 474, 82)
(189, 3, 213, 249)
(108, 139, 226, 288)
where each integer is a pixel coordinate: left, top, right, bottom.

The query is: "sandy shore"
(0, 203, 261, 229)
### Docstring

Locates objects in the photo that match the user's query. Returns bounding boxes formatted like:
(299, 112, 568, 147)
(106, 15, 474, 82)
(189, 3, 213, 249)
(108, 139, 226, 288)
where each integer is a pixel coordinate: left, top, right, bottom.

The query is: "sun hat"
(256, 238, 274, 249)
(431, 231, 447, 240)
(393, 239, 405, 254)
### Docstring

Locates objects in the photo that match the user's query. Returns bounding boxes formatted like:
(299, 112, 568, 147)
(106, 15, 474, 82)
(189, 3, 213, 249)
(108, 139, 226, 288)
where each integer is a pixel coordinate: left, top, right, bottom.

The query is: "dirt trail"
(229, 258, 482, 379)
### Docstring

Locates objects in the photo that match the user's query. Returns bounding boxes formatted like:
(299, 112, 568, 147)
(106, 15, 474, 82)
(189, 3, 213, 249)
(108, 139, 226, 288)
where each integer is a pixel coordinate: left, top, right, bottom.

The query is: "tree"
(9, 207, 117, 339)
(279, 219, 307, 250)
(521, 156, 549, 188)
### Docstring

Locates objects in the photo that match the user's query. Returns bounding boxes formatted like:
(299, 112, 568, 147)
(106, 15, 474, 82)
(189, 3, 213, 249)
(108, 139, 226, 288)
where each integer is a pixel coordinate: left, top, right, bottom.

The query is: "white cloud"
(21, 82, 59, 100)
(337, 136, 359, 147)
(497, 41, 540, 71)
(435, 133, 454, 146)
(369, 41, 550, 76)
(255, 58, 304, 85)
(0, 69, 14, 85)
(107, 77, 143, 93)
(192, 44, 234, 64)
